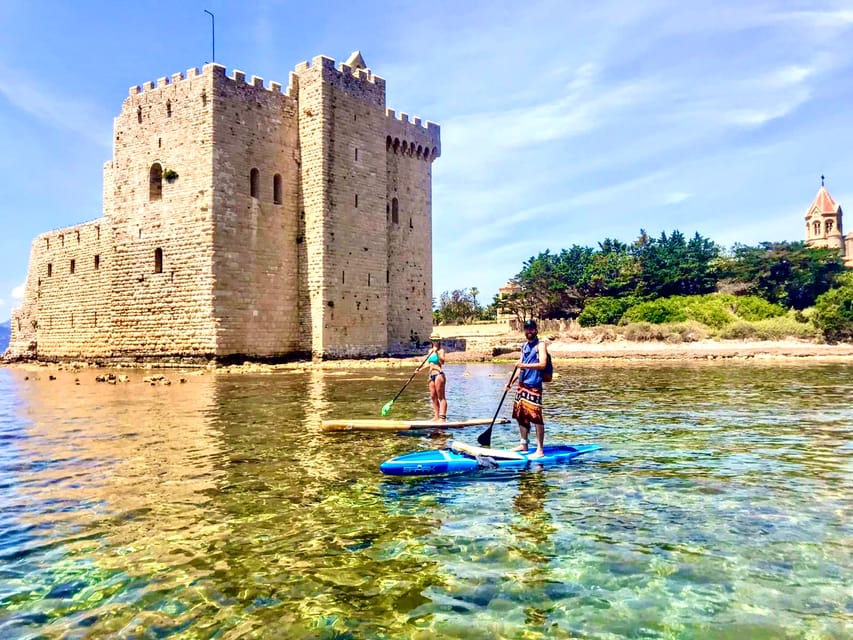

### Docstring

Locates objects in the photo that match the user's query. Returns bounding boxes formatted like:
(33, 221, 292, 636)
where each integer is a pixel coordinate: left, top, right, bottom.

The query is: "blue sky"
(2, 0, 853, 319)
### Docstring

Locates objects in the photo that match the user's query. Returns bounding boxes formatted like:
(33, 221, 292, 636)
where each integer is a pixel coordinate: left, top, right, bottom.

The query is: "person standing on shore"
(506, 320, 549, 458)
(417, 333, 447, 422)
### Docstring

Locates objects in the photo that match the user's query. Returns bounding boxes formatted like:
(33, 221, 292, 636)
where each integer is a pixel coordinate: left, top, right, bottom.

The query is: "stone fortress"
(8, 51, 440, 361)
(804, 177, 853, 267)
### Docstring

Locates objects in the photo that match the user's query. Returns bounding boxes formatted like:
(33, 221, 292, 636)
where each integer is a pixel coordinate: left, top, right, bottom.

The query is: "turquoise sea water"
(0, 362, 850, 638)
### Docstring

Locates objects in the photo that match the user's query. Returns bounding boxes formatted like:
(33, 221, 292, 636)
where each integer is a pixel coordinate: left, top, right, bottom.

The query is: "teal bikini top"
(427, 351, 441, 365)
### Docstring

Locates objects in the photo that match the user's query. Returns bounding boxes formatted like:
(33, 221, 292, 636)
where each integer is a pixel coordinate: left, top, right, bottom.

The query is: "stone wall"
(210, 66, 301, 358)
(107, 66, 218, 357)
(8, 52, 440, 361)
(385, 111, 440, 352)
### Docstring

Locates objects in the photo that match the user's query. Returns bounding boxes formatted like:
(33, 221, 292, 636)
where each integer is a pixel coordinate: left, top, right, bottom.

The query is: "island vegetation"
(434, 230, 853, 343)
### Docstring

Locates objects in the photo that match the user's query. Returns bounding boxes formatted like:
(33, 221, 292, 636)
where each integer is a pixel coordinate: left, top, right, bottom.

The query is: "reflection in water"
(0, 362, 851, 638)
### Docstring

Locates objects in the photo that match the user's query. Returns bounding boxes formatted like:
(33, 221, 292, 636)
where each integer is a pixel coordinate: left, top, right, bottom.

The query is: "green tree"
(435, 289, 485, 324)
(725, 242, 844, 309)
(813, 273, 853, 342)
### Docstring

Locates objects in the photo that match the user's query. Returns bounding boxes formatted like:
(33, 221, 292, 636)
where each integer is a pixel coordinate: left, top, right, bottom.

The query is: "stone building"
(8, 51, 440, 361)
(805, 177, 853, 267)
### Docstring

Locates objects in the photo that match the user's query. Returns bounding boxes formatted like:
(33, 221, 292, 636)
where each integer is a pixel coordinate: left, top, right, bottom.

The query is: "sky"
(2, 0, 853, 320)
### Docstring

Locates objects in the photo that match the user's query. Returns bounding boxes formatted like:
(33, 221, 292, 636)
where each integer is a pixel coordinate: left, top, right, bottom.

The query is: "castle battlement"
(293, 54, 386, 91)
(127, 64, 297, 99)
(385, 108, 441, 159)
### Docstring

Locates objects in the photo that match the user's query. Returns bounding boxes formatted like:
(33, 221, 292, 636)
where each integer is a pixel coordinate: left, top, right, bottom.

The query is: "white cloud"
(663, 192, 692, 205)
(0, 63, 110, 146)
(12, 283, 25, 299)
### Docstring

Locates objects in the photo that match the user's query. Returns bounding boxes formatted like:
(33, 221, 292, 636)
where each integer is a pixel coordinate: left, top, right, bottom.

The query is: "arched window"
(250, 168, 260, 198)
(149, 163, 163, 201)
(273, 174, 282, 204)
(423, 148, 430, 161)
(826, 220, 834, 233)
(391, 197, 399, 224)
(386, 136, 392, 150)
(813, 221, 821, 235)
(154, 248, 163, 274)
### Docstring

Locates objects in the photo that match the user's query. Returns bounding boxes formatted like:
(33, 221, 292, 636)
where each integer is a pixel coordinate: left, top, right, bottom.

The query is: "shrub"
(623, 298, 687, 324)
(729, 296, 786, 321)
(668, 321, 710, 342)
(718, 321, 757, 340)
(682, 296, 736, 329)
(750, 317, 820, 340)
(620, 322, 664, 341)
(813, 280, 853, 342)
(578, 296, 636, 327)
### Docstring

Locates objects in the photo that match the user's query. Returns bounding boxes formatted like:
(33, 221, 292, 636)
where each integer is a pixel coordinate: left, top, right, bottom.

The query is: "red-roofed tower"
(805, 176, 852, 265)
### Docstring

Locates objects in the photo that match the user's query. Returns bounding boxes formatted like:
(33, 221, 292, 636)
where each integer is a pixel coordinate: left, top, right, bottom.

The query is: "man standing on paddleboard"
(506, 320, 550, 459)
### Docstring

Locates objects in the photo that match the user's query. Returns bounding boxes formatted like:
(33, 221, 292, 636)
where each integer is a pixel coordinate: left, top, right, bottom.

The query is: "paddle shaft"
(477, 366, 518, 446)
(386, 353, 432, 408)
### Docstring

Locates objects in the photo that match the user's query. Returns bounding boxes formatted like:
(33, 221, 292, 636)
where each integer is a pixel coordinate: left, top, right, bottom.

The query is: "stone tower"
(7, 52, 440, 361)
(805, 177, 853, 267)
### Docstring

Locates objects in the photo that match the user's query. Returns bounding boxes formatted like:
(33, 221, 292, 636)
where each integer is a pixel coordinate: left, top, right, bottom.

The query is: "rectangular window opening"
(94, 255, 100, 270)
(70, 259, 76, 274)
(47, 263, 52, 277)
(355, 193, 358, 208)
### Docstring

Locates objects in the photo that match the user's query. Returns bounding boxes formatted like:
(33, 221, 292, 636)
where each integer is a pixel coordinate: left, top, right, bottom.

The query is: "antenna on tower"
(204, 10, 215, 63)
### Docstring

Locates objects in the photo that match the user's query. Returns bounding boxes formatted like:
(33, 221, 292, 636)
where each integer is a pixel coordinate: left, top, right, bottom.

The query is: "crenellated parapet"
(385, 109, 440, 161)
(122, 63, 298, 114)
(293, 54, 386, 103)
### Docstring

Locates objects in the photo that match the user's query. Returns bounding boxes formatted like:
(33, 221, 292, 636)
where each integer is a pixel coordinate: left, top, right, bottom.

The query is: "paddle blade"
(381, 400, 393, 416)
(477, 426, 492, 447)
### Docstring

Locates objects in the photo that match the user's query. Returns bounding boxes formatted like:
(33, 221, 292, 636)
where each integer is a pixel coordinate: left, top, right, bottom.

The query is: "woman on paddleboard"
(416, 333, 447, 422)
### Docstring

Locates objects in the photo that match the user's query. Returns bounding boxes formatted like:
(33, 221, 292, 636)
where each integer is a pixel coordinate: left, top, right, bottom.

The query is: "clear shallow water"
(0, 362, 850, 639)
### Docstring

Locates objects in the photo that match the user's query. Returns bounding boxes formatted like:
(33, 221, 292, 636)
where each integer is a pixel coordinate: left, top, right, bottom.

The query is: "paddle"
(477, 366, 518, 447)
(381, 353, 432, 416)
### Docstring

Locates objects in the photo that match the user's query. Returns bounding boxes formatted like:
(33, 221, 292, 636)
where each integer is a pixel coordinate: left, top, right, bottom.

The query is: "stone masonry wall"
(386, 112, 440, 352)
(107, 67, 218, 357)
(296, 56, 389, 358)
(210, 66, 301, 358)
(295, 57, 332, 358)
(9, 221, 109, 358)
(8, 52, 440, 361)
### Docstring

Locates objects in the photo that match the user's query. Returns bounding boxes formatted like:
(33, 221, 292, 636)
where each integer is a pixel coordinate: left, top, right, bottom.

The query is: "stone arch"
(149, 163, 163, 201)
(386, 135, 392, 151)
(393, 138, 400, 154)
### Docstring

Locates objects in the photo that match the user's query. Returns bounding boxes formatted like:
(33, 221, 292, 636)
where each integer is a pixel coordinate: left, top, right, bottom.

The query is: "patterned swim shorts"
(512, 384, 543, 427)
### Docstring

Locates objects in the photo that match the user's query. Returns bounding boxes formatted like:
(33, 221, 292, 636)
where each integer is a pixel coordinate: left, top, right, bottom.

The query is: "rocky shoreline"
(4, 334, 853, 377)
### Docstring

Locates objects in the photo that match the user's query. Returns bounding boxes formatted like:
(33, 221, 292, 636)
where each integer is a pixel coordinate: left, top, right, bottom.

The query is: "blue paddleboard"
(379, 440, 600, 476)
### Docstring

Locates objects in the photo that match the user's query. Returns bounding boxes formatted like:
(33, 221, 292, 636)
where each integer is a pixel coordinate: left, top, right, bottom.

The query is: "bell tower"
(805, 176, 843, 250)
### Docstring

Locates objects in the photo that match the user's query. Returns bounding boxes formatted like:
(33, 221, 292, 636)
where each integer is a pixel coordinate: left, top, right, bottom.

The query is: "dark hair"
(523, 320, 537, 330)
